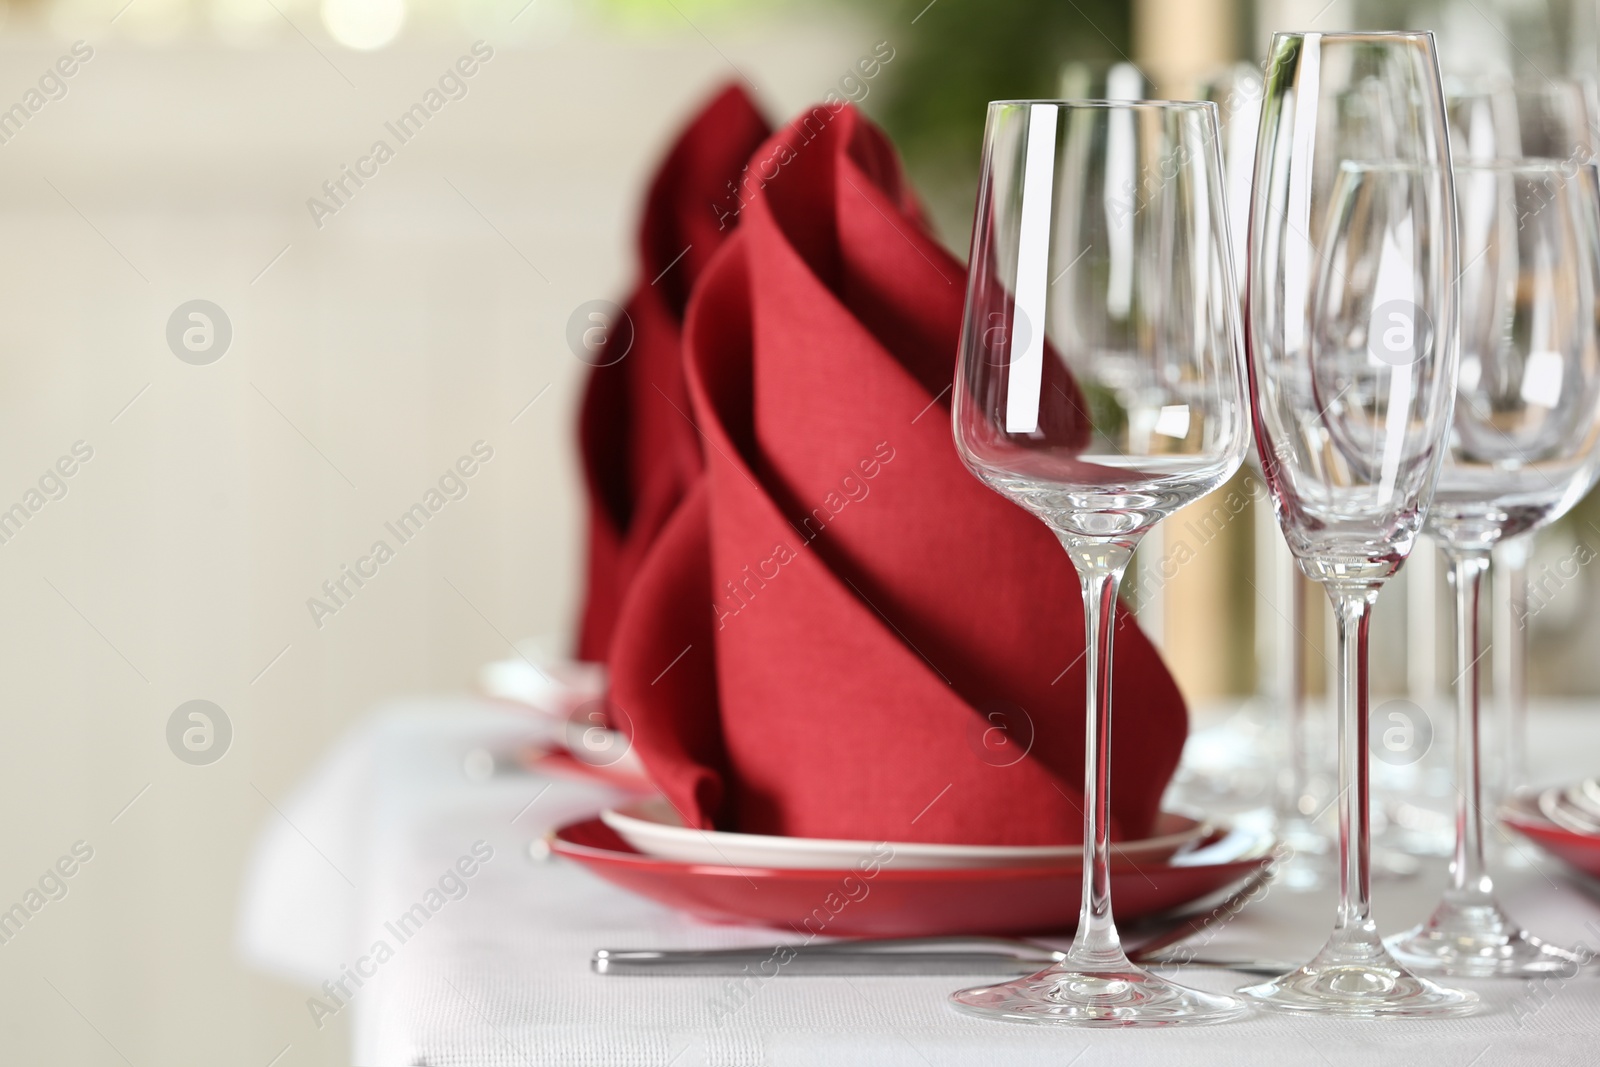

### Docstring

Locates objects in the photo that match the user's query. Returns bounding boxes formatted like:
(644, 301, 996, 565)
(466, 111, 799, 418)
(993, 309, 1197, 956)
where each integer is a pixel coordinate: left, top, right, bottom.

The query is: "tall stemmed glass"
(949, 100, 1250, 1027)
(1447, 77, 1600, 804)
(1389, 160, 1600, 975)
(1239, 31, 1477, 1017)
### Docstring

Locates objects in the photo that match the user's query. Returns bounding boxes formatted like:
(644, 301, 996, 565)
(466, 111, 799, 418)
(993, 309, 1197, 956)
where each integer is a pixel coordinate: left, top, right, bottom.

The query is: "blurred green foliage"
(865, 0, 1131, 167)
(855, 0, 1134, 245)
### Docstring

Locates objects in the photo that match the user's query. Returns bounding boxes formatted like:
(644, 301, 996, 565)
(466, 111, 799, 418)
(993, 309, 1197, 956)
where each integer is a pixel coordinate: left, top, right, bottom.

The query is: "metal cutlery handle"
(593, 864, 1282, 977)
(593, 946, 1059, 976)
(591, 945, 1291, 977)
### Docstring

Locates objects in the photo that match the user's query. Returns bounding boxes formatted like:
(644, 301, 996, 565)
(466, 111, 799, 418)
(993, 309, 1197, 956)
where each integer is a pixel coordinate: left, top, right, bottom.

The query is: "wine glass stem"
(1061, 536, 1138, 970)
(1330, 584, 1379, 935)
(1493, 538, 1531, 798)
(1445, 549, 1494, 904)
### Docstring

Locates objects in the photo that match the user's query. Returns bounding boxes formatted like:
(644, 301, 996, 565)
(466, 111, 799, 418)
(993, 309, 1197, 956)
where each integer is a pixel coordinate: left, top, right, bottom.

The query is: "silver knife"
(591, 940, 1291, 977)
(593, 867, 1287, 976)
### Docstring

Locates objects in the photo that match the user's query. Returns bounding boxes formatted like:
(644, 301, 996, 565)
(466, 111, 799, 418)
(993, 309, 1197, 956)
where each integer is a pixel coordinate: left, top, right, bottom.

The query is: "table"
(238, 697, 1600, 1066)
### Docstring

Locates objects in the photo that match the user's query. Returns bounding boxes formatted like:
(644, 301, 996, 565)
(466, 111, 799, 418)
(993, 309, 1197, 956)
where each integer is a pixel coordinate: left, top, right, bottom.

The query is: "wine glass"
(1239, 31, 1478, 1017)
(949, 100, 1250, 1027)
(1447, 76, 1600, 804)
(1449, 76, 1598, 164)
(1388, 159, 1600, 976)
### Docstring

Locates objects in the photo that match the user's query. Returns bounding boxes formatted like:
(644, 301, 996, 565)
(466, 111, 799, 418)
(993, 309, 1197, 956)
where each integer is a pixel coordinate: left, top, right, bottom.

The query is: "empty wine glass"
(1447, 76, 1600, 805)
(949, 100, 1250, 1027)
(1388, 160, 1600, 976)
(1449, 76, 1598, 164)
(1239, 31, 1478, 1017)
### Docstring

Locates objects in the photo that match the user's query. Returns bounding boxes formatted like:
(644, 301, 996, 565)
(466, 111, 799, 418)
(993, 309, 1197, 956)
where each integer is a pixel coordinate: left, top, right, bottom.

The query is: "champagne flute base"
(951, 960, 1248, 1028)
(1237, 929, 1478, 1017)
(1388, 900, 1591, 977)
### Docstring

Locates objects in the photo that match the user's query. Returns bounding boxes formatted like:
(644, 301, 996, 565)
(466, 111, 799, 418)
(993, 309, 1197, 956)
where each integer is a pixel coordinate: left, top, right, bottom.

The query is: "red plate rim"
(1503, 807, 1598, 845)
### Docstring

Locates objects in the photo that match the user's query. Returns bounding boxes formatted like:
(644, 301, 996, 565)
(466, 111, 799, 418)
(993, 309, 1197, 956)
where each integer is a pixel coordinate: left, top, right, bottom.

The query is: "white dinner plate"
(599, 797, 1210, 870)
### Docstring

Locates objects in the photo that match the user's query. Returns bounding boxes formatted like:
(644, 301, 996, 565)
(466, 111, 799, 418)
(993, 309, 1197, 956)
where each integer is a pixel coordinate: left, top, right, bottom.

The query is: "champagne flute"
(949, 100, 1250, 1027)
(1389, 160, 1600, 976)
(1239, 31, 1477, 1017)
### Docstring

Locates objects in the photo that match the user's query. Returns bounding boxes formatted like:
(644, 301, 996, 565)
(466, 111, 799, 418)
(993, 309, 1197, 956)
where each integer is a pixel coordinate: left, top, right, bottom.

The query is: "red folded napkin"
(576, 84, 772, 662)
(608, 103, 1189, 847)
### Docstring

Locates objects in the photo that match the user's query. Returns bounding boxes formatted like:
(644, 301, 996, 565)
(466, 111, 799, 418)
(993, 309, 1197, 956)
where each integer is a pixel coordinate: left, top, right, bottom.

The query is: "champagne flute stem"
(1331, 584, 1379, 935)
(1062, 536, 1138, 970)
(1446, 549, 1493, 903)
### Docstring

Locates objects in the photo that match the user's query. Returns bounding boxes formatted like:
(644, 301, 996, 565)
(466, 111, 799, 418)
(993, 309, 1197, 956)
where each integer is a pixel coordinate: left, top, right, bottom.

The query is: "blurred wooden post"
(1408, 536, 1441, 707)
(1134, 0, 1238, 97)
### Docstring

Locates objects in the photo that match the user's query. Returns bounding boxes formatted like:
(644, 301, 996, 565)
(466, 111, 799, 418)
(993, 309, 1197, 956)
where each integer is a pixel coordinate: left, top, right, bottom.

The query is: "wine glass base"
(1389, 900, 1592, 977)
(1238, 937, 1479, 1018)
(951, 961, 1248, 1028)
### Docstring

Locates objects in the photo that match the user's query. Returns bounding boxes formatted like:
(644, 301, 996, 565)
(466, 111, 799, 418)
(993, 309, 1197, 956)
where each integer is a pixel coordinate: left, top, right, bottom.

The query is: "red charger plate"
(549, 817, 1273, 937)
(1502, 796, 1600, 878)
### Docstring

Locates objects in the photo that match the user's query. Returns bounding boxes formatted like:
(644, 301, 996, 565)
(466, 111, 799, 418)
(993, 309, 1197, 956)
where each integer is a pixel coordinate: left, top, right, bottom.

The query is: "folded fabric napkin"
(607, 103, 1189, 847)
(576, 84, 772, 662)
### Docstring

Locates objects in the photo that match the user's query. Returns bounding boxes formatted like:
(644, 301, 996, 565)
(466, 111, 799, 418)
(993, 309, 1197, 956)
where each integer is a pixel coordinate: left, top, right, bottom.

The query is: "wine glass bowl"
(949, 99, 1250, 1027)
(1428, 161, 1600, 550)
(1254, 159, 1459, 585)
(954, 101, 1249, 541)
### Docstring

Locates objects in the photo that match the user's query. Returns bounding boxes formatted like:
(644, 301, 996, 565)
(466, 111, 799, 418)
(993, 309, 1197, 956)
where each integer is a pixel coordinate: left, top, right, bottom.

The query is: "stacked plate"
(550, 799, 1277, 937)
(1503, 780, 1600, 878)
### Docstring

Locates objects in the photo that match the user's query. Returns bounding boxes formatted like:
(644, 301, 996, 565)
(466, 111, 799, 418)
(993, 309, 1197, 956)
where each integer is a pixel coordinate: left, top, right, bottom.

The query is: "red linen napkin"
(575, 84, 772, 662)
(608, 103, 1189, 846)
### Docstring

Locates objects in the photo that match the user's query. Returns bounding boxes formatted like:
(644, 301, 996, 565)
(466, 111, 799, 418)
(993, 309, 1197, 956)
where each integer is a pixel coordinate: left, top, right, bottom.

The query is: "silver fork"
(594, 867, 1291, 976)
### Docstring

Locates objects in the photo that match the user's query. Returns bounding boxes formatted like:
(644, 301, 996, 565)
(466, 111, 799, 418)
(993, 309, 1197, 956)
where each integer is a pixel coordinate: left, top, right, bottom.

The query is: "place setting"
(22, 0, 1600, 1062)
(517, 28, 1600, 1033)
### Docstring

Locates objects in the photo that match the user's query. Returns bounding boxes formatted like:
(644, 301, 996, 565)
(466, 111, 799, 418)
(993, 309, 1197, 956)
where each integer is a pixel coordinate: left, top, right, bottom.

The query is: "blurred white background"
(0, 12, 872, 1063)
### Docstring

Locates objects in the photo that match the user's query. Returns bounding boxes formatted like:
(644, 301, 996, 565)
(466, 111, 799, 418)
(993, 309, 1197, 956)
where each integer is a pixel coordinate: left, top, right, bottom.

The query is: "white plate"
(599, 797, 1210, 870)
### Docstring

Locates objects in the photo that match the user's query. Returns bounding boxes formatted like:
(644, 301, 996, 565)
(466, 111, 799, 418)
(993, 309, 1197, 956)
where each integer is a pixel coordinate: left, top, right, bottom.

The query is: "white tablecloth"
(238, 698, 1600, 1066)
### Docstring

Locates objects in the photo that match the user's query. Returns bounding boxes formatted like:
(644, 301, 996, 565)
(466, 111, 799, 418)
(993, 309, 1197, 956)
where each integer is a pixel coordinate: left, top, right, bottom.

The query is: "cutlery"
(592, 942, 1293, 977)
(593, 868, 1289, 977)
